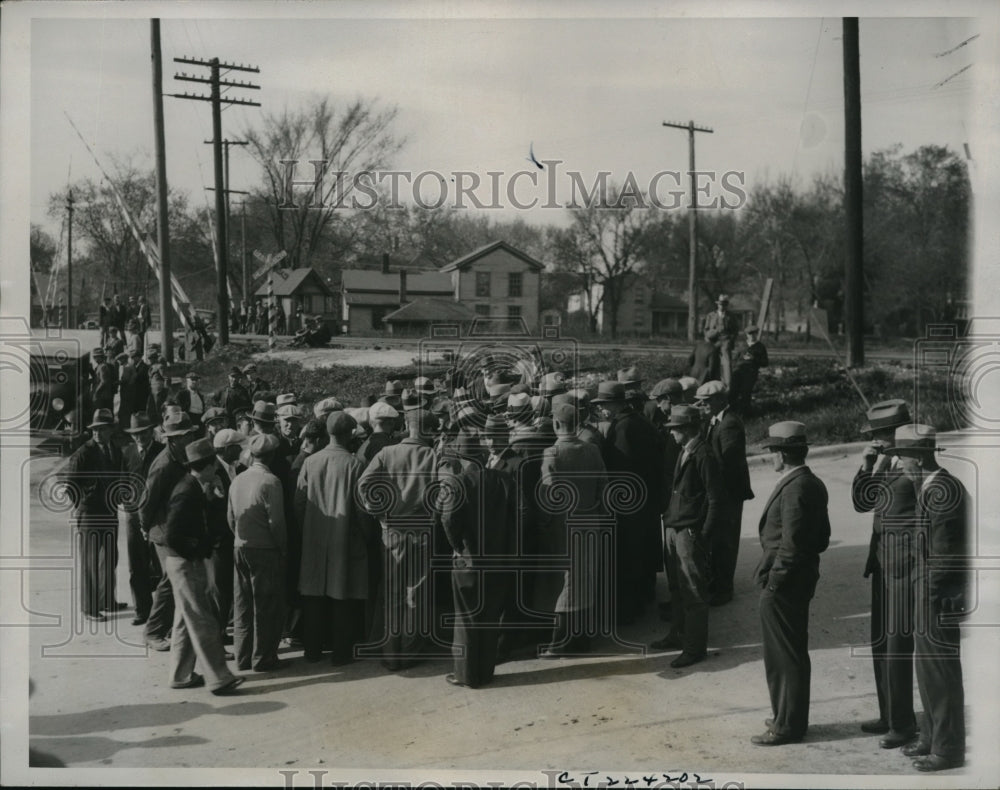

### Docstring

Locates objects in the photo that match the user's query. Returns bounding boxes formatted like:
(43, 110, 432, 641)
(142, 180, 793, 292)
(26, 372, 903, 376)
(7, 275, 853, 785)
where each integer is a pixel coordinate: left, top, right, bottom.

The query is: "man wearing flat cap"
(59, 409, 127, 622)
(141, 411, 199, 650)
(730, 325, 769, 415)
(702, 294, 740, 387)
(650, 404, 724, 668)
(295, 411, 376, 665)
(213, 368, 252, 427)
(595, 380, 664, 624)
(201, 407, 228, 442)
(358, 408, 441, 670)
(696, 380, 754, 607)
(121, 412, 164, 626)
(161, 438, 243, 695)
(176, 372, 207, 429)
(850, 398, 916, 738)
(887, 425, 969, 772)
(276, 404, 305, 460)
(227, 432, 288, 672)
(752, 421, 830, 746)
(357, 400, 401, 467)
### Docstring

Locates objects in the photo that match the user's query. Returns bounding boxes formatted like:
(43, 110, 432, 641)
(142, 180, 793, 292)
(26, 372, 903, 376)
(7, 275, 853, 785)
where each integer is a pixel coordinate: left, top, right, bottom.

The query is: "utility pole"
(171, 56, 260, 346)
(150, 19, 174, 361)
(240, 201, 249, 305)
(203, 138, 248, 296)
(663, 120, 714, 341)
(843, 18, 864, 367)
(66, 189, 74, 329)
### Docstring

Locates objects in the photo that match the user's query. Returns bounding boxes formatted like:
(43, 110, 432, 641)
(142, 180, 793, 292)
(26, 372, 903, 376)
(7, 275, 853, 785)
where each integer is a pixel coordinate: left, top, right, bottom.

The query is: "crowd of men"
(58, 344, 969, 769)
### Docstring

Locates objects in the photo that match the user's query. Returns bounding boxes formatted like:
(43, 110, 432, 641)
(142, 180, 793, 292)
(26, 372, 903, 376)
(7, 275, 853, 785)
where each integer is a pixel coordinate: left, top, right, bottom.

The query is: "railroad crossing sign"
(253, 249, 288, 281)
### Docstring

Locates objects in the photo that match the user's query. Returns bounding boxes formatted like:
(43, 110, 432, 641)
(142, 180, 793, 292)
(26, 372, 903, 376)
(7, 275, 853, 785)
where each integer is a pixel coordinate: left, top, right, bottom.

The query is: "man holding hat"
(358, 408, 441, 670)
(59, 409, 127, 621)
(650, 404, 724, 667)
(177, 372, 206, 427)
(121, 412, 164, 626)
(850, 398, 916, 738)
(730, 325, 769, 415)
(752, 421, 830, 745)
(228, 433, 288, 672)
(887, 425, 969, 772)
(357, 400, 401, 467)
(161, 437, 244, 695)
(295, 411, 376, 665)
(141, 411, 199, 650)
(702, 294, 739, 387)
(213, 368, 252, 427)
(696, 380, 754, 607)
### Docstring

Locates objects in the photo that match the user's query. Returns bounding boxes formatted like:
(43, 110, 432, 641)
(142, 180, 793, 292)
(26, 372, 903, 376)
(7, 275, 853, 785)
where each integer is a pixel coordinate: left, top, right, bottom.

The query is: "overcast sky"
(28, 9, 982, 238)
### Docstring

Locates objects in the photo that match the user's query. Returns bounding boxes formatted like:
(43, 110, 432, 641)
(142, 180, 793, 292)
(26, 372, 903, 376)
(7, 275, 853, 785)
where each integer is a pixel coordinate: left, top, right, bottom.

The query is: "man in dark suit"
(649, 405, 724, 668)
(752, 421, 830, 746)
(593, 381, 663, 626)
(888, 425, 969, 772)
(701, 294, 740, 387)
(730, 325, 769, 415)
(59, 409, 127, 621)
(213, 367, 252, 427)
(207, 429, 246, 645)
(176, 372, 207, 427)
(689, 330, 722, 385)
(850, 399, 918, 741)
(696, 380, 754, 606)
(121, 412, 164, 626)
(90, 347, 117, 414)
(99, 297, 113, 346)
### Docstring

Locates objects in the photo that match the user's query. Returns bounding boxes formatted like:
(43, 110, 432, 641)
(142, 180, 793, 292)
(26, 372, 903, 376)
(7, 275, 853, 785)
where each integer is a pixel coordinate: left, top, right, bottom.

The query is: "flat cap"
(212, 428, 246, 449)
(326, 411, 358, 436)
(649, 378, 683, 400)
(368, 401, 399, 421)
(551, 402, 578, 426)
(762, 421, 810, 449)
(248, 432, 280, 457)
(202, 407, 227, 425)
(299, 419, 325, 440)
(694, 380, 728, 400)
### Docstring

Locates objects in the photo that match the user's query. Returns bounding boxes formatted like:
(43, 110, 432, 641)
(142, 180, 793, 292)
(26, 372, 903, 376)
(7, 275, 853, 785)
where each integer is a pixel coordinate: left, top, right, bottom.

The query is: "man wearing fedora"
(650, 404, 724, 667)
(887, 424, 969, 772)
(752, 421, 830, 745)
(702, 294, 740, 387)
(60, 409, 128, 621)
(121, 412, 164, 626)
(696, 380, 754, 607)
(161, 437, 244, 695)
(594, 380, 663, 625)
(141, 412, 199, 650)
(851, 399, 920, 746)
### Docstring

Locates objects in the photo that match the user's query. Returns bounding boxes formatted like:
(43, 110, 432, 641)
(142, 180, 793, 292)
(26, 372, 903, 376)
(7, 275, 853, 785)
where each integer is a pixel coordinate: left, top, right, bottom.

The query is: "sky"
(24, 7, 985, 243)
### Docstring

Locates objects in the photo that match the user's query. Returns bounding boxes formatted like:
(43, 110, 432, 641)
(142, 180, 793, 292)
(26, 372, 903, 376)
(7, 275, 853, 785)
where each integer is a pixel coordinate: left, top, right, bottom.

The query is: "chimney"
(399, 270, 408, 305)
(381, 252, 390, 274)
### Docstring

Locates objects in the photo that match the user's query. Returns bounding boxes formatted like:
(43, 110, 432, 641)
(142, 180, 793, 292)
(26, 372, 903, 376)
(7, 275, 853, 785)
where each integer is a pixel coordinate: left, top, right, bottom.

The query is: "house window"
(508, 272, 523, 298)
(475, 304, 491, 316)
(476, 272, 491, 297)
(634, 286, 645, 304)
(634, 315, 645, 328)
(508, 305, 521, 318)
(543, 312, 559, 326)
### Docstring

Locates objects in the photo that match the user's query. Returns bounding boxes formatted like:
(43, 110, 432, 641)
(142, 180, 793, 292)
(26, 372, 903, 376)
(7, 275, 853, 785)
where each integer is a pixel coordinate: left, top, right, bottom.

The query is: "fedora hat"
(184, 437, 216, 465)
(384, 379, 404, 396)
(886, 424, 939, 455)
(413, 376, 436, 394)
(251, 401, 277, 423)
(616, 366, 642, 387)
(91, 346, 106, 358)
(664, 404, 701, 428)
(276, 393, 297, 407)
(87, 408, 115, 429)
(716, 294, 730, 305)
(538, 372, 568, 396)
(162, 412, 196, 437)
(762, 421, 810, 450)
(861, 399, 911, 434)
(124, 412, 156, 433)
(591, 381, 626, 404)
(201, 407, 227, 425)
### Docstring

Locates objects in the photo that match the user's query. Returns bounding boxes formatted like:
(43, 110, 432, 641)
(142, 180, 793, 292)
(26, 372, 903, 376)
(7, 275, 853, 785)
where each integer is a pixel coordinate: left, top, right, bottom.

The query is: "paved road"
(20, 444, 998, 783)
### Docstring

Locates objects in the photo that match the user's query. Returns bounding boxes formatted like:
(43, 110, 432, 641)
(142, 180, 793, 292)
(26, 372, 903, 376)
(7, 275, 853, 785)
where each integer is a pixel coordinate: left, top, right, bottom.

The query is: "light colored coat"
(294, 444, 374, 599)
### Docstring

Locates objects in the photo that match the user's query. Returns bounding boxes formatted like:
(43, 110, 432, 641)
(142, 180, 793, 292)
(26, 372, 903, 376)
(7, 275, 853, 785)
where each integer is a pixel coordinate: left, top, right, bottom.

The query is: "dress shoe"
(83, 613, 106, 623)
(670, 652, 706, 669)
(211, 676, 245, 696)
(445, 673, 471, 687)
(765, 718, 774, 728)
(913, 754, 964, 772)
(170, 672, 205, 689)
(860, 718, 890, 734)
(101, 602, 129, 612)
(880, 730, 917, 749)
(901, 742, 931, 758)
(145, 638, 171, 652)
(130, 616, 148, 626)
(539, 646, 570, 659)
(751, 729, 803, 746)
(649, 633, 683, 651)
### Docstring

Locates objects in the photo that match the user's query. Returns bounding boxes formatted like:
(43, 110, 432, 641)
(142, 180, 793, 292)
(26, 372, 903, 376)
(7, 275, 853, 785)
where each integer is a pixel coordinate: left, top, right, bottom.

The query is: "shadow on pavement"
(31, 700, 284, 736)
(29, 734, 207, 765)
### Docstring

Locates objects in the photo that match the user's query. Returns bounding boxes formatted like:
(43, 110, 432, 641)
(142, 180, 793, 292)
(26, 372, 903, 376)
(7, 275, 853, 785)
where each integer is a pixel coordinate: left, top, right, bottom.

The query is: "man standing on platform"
(702, 294, 739, 387)
(752, 421, 830, 746)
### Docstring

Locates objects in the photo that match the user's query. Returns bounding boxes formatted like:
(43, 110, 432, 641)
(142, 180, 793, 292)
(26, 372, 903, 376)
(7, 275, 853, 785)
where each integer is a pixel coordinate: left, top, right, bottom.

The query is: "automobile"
(78, 319, 99, 330)
(29, 340, 92, 450)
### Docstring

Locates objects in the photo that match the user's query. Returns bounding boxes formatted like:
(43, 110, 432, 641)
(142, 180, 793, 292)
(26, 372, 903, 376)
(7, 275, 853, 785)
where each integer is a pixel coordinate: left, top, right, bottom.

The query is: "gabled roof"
(341, 269, 453, 294)
(650, 292, 688, 311)
(382, 298, 477, 323)
(344, 292, 402, 306)
(253, 268, 333, 298)
(440, 240, 545, 273)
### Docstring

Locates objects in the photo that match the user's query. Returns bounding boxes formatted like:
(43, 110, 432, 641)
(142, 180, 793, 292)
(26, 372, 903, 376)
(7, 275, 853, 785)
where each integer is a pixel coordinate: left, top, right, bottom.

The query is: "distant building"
(254, 267, 338, 332)
(381, 298, 478, 336)
(340, 268, 453, 334)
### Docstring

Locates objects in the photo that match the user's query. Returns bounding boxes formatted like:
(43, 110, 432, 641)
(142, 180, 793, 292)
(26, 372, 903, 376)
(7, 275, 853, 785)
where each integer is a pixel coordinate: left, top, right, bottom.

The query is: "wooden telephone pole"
(663, 120, 714, 341)
(843, 18, 864, 367)
(65, 190, 74, 329)
(150, 19, 174, 360)
(171, 56, 260, 345)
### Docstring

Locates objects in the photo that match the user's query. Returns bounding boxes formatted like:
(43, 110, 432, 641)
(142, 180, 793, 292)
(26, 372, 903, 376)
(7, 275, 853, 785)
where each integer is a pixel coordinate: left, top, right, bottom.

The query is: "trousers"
(233, 546, 285, 671)
(914, 587, 965, 759)
(124, 511, 152, 620)
(144, 542, 175, 642)
(709, 500, 744, 598)
(451, 563, 511, 686)
(300, 596, 366, 665)
(206, 541, 235, 640)
(162, 554, 237, 691)
(664, 527, 710, 657)
(878, 569, 916, 732)
(759, 570, 818, 738)
(75, 522, 118, 616)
